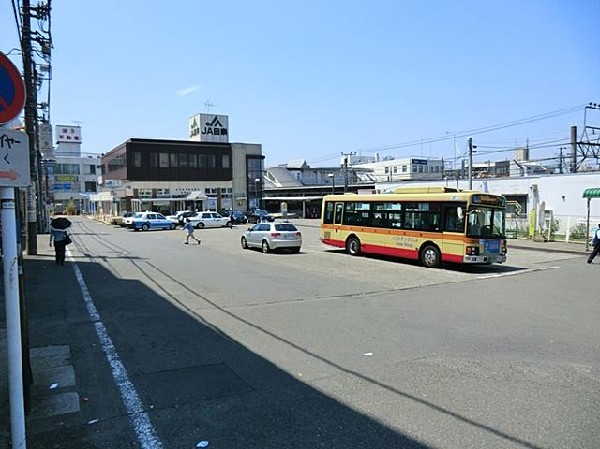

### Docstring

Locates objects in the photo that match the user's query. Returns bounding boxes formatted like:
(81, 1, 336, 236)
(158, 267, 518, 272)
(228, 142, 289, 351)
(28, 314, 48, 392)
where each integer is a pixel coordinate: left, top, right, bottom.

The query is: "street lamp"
(328, 173, 335, 194)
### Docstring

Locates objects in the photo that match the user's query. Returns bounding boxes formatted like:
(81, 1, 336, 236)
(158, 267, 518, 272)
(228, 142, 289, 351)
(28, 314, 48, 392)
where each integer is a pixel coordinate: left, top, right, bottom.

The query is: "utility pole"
(22, 0, 39, 254)
(341, 151, 355, 193)
(570, 125, 578, 173)
(468, 138, 474, 190)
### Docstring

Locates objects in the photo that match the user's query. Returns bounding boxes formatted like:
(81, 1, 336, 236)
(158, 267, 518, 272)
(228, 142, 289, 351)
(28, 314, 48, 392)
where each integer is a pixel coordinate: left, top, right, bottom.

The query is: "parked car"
(112, 211, 134, 226)
(130, 212, 176, 231)
(223, 209, 247, 224)
(246, 209, 275, 224)
(241, 221, 302, 253)
(166, 210, 196, 226)
(187, 211, 233, 229)
(122, 212, 138, 228)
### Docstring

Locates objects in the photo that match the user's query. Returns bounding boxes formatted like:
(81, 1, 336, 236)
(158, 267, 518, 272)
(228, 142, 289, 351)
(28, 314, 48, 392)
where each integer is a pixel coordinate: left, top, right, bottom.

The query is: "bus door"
(442, 205, 465, 259)
(334, 202, 344, 226)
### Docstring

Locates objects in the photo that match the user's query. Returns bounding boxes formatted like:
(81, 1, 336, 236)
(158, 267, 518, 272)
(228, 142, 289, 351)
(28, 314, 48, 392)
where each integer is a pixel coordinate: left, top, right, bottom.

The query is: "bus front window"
(467, 208, 505, 238)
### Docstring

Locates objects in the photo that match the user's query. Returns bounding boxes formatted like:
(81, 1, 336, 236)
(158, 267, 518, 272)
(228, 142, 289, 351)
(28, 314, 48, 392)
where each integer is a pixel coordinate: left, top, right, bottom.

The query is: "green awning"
(582, 188, 600, 198)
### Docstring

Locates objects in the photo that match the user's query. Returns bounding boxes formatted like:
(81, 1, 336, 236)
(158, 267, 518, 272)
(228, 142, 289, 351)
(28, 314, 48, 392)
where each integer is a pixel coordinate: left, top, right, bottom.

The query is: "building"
(91, 114, 264, 218)
(43, 125, 100, 214)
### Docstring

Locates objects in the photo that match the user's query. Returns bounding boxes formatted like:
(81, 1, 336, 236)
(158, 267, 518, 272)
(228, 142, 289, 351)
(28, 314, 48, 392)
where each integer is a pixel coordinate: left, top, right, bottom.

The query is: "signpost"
(0, 51, 28, 449)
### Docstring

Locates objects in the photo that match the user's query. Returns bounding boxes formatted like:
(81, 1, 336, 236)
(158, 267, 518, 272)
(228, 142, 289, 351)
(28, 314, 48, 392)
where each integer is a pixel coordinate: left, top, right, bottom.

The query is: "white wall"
(379, 171, 600, 218)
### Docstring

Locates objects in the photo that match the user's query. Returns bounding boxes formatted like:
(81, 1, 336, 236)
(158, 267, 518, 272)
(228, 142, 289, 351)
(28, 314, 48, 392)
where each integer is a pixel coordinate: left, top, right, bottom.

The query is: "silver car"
(241, 222, 302, 253)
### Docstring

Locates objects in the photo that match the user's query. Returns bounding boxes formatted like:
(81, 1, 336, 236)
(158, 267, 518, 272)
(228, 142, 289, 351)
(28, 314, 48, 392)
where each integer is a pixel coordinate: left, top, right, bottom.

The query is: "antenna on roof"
(204, 100, 214, 113)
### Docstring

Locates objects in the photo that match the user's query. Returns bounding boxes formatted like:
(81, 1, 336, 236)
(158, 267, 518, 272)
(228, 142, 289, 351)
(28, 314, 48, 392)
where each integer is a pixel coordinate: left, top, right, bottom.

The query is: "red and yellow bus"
(320, 186, 507, 268)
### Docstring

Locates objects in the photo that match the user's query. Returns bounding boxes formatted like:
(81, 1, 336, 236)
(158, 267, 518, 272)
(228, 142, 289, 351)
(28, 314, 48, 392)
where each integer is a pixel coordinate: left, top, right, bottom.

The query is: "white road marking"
(70, 255, 164, 449)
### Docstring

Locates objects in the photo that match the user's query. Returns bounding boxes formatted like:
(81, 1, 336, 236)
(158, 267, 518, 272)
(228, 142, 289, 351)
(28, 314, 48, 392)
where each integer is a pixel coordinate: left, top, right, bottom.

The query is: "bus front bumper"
(463, 254, 507, 264)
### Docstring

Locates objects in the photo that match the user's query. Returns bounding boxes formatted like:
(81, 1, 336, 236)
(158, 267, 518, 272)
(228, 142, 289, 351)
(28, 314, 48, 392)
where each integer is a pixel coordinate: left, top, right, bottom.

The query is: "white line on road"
(70, 254, 164, 449)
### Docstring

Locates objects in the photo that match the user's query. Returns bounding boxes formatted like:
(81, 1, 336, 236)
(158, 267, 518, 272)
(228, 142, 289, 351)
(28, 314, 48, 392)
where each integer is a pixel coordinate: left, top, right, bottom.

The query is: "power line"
(306, 104, 586, 166)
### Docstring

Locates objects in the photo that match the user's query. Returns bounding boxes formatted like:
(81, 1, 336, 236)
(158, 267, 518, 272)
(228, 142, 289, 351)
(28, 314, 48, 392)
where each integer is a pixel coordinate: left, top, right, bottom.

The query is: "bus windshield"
(466, 207, 505, 238)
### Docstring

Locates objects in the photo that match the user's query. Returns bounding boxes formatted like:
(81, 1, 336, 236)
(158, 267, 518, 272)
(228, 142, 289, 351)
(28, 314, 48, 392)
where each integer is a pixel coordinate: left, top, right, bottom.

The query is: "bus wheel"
(346, 237, 361, 256)
(421, 244, 440, 268)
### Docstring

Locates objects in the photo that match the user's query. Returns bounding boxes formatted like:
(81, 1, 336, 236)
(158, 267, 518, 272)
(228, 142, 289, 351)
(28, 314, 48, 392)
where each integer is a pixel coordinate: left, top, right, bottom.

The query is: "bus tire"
(346, 236, 361, 256)
(420, 244, 440, 268)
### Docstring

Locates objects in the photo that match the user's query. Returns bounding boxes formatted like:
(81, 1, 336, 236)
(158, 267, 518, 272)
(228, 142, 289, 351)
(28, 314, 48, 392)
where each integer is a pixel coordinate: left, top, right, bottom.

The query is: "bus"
(320, 186, 507, 268)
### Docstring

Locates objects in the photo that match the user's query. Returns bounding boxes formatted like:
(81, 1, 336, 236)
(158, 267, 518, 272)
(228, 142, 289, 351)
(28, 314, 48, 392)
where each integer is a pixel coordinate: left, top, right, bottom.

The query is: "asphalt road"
(15, 217, 600, 448)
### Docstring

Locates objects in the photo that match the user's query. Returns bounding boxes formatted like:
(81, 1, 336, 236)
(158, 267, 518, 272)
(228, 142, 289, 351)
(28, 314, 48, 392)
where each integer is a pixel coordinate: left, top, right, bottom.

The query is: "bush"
(569, 223, 588, 240)
(65, 199, 77, 216)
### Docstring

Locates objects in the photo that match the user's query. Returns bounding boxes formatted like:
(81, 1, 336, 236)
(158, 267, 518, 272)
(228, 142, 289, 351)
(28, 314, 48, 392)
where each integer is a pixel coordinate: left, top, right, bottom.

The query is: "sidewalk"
(1, 234, 85, 448)
(0, 229, 592, 447)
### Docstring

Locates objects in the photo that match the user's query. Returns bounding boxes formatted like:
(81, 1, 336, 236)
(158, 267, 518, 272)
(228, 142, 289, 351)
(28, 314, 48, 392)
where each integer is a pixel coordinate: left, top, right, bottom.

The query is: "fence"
(506, 214, 600, 242)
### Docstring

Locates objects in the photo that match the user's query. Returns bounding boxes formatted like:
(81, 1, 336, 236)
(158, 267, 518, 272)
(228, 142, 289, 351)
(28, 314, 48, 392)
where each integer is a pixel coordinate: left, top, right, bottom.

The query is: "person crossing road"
(182, 218, 201, 245)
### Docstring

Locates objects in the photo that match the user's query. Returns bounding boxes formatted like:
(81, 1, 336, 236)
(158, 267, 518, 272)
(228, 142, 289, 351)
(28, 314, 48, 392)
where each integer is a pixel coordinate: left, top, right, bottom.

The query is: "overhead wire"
(306, 104, 586, 166)
(11, 0, 22, 39)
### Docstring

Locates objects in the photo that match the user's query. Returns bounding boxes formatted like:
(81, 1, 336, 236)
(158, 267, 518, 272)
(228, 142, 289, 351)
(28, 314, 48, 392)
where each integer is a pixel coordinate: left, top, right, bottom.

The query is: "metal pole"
(468, 138, 473, 190)
(2, 187, 27, 449)
(570, 125, 577, 173)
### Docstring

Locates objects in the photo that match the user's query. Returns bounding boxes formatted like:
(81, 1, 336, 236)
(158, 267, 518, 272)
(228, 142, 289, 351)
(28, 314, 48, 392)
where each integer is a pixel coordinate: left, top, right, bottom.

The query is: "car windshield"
(133, 213, 144, 218)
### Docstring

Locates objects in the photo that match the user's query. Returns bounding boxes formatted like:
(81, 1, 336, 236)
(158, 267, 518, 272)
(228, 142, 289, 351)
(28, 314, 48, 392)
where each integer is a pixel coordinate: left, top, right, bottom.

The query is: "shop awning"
(582, 187, 600, 198)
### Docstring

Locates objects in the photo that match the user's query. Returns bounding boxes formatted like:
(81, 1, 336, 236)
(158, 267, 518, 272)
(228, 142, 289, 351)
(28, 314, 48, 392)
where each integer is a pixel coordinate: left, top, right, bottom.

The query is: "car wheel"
(261, 240, 270, 253)
(141, 223, 150, 231)
(290, 247, 301, 254)
(346, 236, 361, 256)
(196, 222, 205, 229)
(420, 244, 441, 268)
(169, 223, 175, 230)
(241, 236, 249, 249)
(226, 221, 233, 228)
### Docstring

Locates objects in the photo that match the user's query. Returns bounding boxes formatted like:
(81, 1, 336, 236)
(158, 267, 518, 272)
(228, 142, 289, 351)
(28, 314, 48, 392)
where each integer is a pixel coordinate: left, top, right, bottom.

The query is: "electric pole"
(22, 0, 39, 254)
(468, 138, 474, 190)
(341, 151, 355, 193)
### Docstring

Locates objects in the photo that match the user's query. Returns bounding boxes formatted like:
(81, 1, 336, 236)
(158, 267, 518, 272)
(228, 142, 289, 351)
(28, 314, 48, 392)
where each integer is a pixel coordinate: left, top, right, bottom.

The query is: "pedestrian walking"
(183, 218, 201, 245)
(49, 226, 70, 265)
(587, 222, 600, 264)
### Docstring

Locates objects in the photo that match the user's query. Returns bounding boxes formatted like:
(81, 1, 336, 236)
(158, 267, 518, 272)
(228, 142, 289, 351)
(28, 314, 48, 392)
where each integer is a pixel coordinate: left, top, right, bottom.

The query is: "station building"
(90, 114, 263, 218)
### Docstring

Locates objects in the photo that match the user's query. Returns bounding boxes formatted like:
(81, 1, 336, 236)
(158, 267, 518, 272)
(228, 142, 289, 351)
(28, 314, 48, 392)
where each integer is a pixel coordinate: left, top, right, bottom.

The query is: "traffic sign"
(0, 52, 26, 124)
(0, 129, 30, 187)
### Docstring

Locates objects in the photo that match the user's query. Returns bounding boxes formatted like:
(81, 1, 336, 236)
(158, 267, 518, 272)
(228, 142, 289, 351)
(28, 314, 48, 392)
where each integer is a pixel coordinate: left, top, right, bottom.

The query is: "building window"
(84, 181, 97, 192)
(159, 152, 169, 168)
(150, 152, 158, 167)
(198, 154, 206, 168)
(402, 165, 407, 173)
(208, 154, 216, 168)
(55, 163, 80, 175)
(132, 152, 142, 168)
(170, 153, 179, 167)
(222, 154, 230, 168)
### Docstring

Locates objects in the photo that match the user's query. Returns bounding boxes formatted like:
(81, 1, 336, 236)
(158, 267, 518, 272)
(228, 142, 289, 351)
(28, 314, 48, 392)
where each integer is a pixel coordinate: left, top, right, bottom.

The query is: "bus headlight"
(466, 246, 480, 256)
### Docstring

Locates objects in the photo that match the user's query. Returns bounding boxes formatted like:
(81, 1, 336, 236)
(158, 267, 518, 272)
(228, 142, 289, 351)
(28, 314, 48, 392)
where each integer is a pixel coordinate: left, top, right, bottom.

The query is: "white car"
(241, 221, 302, 253)
(166, 210, 196, 226)
(186, 211, 233, 229)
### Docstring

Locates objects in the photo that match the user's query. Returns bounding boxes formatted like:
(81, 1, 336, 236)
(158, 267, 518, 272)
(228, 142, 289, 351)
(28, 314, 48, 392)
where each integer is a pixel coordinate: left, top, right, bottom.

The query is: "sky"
(2, 0, 599, 169)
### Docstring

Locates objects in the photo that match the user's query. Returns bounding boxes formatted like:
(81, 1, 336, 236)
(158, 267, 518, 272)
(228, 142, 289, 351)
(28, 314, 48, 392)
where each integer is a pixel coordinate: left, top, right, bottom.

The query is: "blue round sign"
(0, 52, 26, 124)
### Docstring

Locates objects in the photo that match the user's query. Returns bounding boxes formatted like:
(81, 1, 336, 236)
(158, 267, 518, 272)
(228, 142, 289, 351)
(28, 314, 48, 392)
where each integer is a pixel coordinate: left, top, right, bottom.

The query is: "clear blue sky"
(2, 0, 599, 168)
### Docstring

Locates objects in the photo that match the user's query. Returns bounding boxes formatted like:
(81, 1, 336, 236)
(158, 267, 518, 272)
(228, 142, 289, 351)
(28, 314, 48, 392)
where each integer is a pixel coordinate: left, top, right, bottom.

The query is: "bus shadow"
(325, 249, 526, 274)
